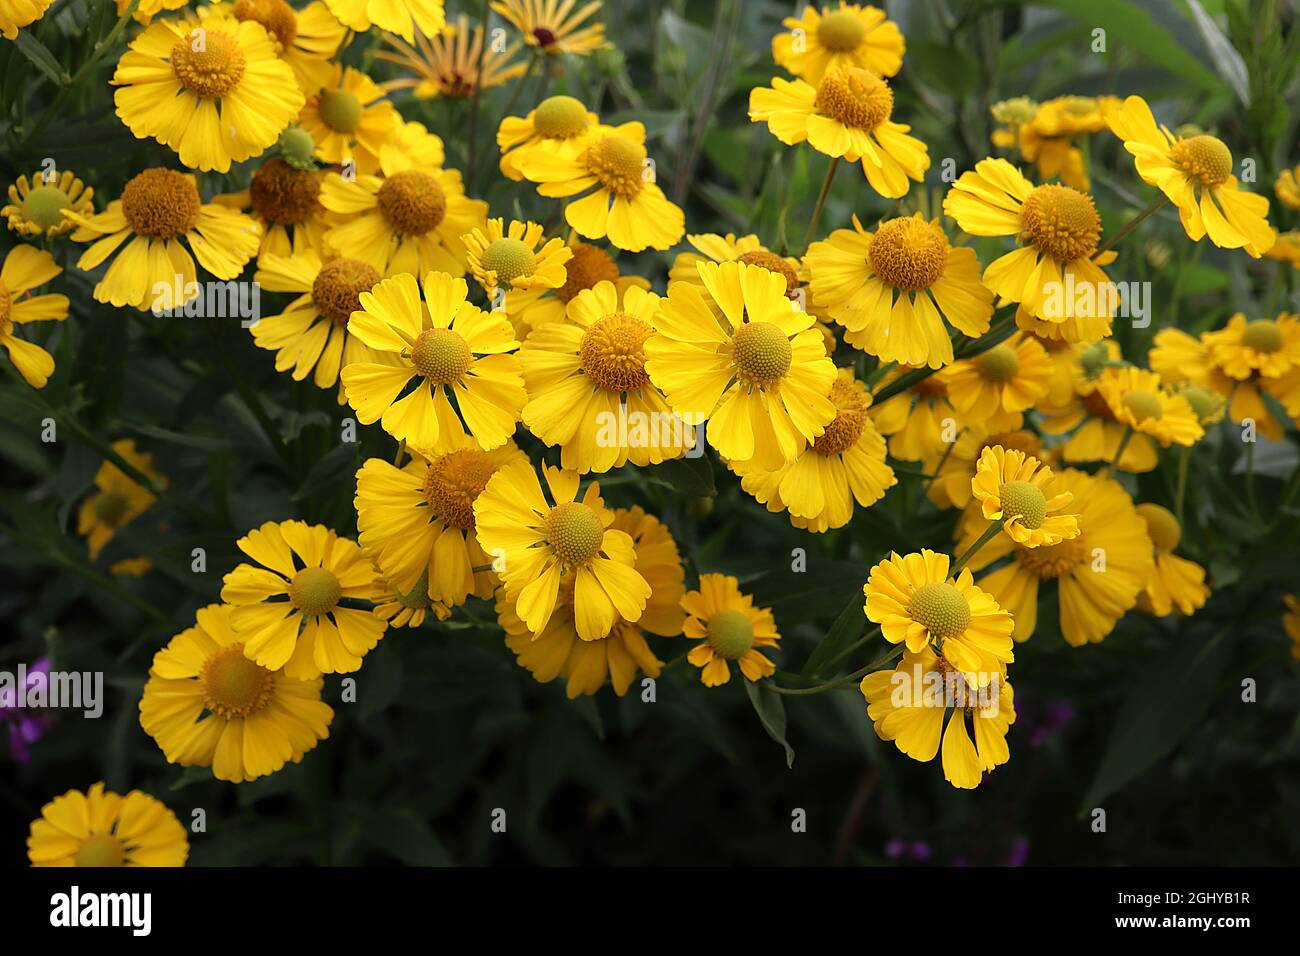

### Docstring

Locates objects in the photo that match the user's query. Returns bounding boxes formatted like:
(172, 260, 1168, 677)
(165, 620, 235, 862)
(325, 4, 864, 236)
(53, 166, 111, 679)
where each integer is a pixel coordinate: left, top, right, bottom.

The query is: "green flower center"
(319, 88, 364, 133)
(906, 582, 971, 639)
(92, 491, 130, 525)
(20, 185, 71, 232)
(75, 833, 125, 868)
(977, 344, 1020, 383)
(817, 9, 867, 52)
(409, 328, 472, 384)
(999, 479, 1047, 529)
(1123, 390, 1162, 423)
(706, 608, 755, 660)
(533, 95, 589, 138)
(288, 566, 341, 616)
(200, 643, 274, 718)
(543, 501, 604, 567)
(481, 237, 536, 285)
(1241, 319, 1283, 353)
(731, 321, 792, 386)
(1136, 502, 1181, 552)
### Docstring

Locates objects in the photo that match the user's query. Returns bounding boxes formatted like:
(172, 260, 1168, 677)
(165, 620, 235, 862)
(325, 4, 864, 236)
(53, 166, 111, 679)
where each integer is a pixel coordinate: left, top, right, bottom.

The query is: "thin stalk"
(1112, 425, 1134, 471)
(1093, 194, 1167, 260)
(951, 518, 1005, 576)
(769, 645, 903, 696)
(803, 156, 840, 251)
(1175, 445, 1190, 525)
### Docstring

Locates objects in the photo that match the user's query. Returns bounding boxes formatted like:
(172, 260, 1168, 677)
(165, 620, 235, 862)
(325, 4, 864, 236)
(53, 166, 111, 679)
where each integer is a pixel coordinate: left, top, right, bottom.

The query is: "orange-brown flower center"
(312, 258, 380, 325)
(120, 168, 201, 239)
(170, 29, 246, 98)
(580, 312, 653, 392)
(376, 170, 447, 236)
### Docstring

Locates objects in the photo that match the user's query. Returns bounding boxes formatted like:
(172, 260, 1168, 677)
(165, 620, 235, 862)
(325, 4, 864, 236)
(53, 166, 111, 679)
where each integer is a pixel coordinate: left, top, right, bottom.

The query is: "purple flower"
(1, 657, 54, 764)
(1004, 836, 1029, 867)
(884, 837, 908, 859)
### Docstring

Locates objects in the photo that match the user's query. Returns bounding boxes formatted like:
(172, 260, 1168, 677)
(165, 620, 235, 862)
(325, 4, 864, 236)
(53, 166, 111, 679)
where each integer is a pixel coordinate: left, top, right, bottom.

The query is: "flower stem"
(803, 156, 840, 252)
(1246, 439, 1261, 521)
(1092, 194, 1167, 260)
(1112, 424, 1134, 471)
(768, 645, 902, 696)
(951, 519, 1005, 576)
(1175, 444, 1190, 525)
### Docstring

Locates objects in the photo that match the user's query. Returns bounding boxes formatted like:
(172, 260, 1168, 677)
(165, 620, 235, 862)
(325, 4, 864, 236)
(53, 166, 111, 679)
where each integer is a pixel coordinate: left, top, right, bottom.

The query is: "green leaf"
(800, 590, 867, 678)
(360, 807, 452, 865)
(1184, 0, 1250, 104)
(651, 451, 715, 497)
(13, 31, 69, 87)
(170, 765, 214, 790)
(745, 680, 795, 769)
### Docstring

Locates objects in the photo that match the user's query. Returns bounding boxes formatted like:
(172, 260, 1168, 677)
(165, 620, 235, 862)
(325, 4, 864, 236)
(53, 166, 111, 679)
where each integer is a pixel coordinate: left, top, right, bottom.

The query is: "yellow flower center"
(544, 501, 604, 567)
(0, 282, 10, 328)
(816, 9, 867, 52)
(376, 170, 447, 236)
(906, 582, 971, 639)
(1123, 390, 1162, 423)
(737, 250, 799, 296)
(120, 168, 201, 239)
(481, 237, 537, 285)
(288, 566, 342, 616)
(423, 449, 496, 530)
(558, 242, 619, 302)
(170, 29, 246, 98)
(1017, 535, 1086, 579)
(533, 95, 589, 138)
(1241, 318, 1283, 353)
(250, 157, 321, 225)
(1019, 184, 1101, 262)
(19, 184, 71, 232)
(409, 328, 472, 384)
(75, 833, 125, 868)
(580, 312, 653, 392)
(731, 321, 792, 386)
(812, 378, 867, 455)
(976, 344, 1020, 383)
(319, 88, 364, 134)
(312, 258, 380, 325)
(813, 67, 893, 131)
(1136, 502, 1180, 552)
(869, 217, 949, 290)
(706, 608, 755, 660)
(585, 135, 647, 199)
(92, 490, 130, 525)
(1170, 135, 1233, 187)
(991, 96, 1038, 125)
(233, 0, 298, 49)
(200, 643, 275, 718)
(999, 479, 1047, 529)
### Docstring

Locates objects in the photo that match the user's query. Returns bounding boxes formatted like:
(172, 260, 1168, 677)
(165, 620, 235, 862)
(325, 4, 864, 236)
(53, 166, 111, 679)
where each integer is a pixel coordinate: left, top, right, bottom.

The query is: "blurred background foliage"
(2, 0, 1299, 865)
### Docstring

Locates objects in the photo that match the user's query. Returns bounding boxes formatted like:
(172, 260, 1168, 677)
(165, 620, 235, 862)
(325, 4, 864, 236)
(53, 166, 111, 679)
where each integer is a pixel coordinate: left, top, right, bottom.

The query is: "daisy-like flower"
(76, 440, 165, 560)
(378, 118, 447, 172)
(474, 462, 652, 640)
(937, 335, 1052, 433)
(682, 574, 780, 687)
(341, 271, 525, 452)
(646, 260, 837, 471)
(805, 213, 993, 367)
(959, 468, 1153, 646)
(1266, 231, 1300, 267)
(734, 369, 896, 532)
(215, 156, 328, 263)
(66, 168, 261, 312)
(1095, 366, 1204, 449)
(991, 95, 1120, 191)
(970, 445, 1078, 548)
(1134, 504, 1209, 618)
(0, 245, 68, 388)
(1, 0, 52, 38)
(27, 783, 188, 867)
(355, 436, 526, 606)
(221, 0, 347, 94)
(861, 645, 1015, 790)
(492, 0, 610, 56)
(521, 281, 694, 473)
(516, 122, 685, 253)
(112, 12, 305, 173)
(749, 67, 928, 199)
(323, 0, 444, 42)
(924, 428, 1042, 510)
(868, 367, 955, 462)
(1105, 96, 1274, 257)
(1276, 166, 1300, 210)
(373, 577, 452, 629)
(298, 65, 399, 176)
(500, 506, 684, 698)
(4, 170, 94, 239)
(115, 0, 187, 25)
(498, 95, 601, 180)
(377, 13, 526, 98)
(669, 233, 801, 295)
(503, 240, 646, 333)
(772, 3, 904, 83)
(864, 549, 1014, 689)
(139, 604, 335, 784)
(221, 520, 387, 678)
(1284, 596, 1300, 660)
(1202, 312, 1300, 380)
(463, 218, 571, 300)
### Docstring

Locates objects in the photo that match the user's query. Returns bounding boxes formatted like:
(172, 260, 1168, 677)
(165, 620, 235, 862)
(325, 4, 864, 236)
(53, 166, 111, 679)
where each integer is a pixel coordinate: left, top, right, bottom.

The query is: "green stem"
(815, 625, 883, 676)
(1092, 194, 1167, 260)
(803, 156, 840, 252)
(1246, 440, 1260, 520)
(871, 310, 1016, 404)
(1112, 425, 1134, 471)
(1175, 444, 1190, 526)
(392, 438, 407, 468)
(768, 645, 902, 696)
(498, 51, 541, 124)
(464, 0, 492, 192)
(951, 518, 1005, 576)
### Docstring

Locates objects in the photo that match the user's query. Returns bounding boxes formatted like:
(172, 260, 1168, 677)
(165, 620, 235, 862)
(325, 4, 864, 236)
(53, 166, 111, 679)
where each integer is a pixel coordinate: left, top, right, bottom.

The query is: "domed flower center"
(1017, 535, 1087, 579)
(532, 26, 557, 48)
(706, 608, 755, 660)
(737, 250, 799, 296)
(580, 312, 653, 392)
(120, 168, 201, 239)
(1136, 502, 1180, 552)
(585, 135, 647, 199)
(813, 67, 893, 130)
(481, 237, 537, 285)
(1019, 184, 1101, 262)
(991, 96, 1038, 126)
(534, 95, 589, 138)
(376, 170, 447, 236)
(92, 490, 130, 525)
(1178, 385, 1219, 423)
(170, 29, 246, 98)
(1241, 318, 1283, 353)
(423, 449, 497, 530)
(233, 0, 298, 49)
(906, 582, 971, 639)
(409, 328, 472, 384)
(731, 321, 792, 386)
(1122, 390, 1162, 423)
(1079, 340, 1110, 378)
(200, 643, 275, 718)
(312, 258, 379, 324)
(976, 344, 1020, 383)
(319, 88, 364, 134)
(812, 378, 867, 455)
(869, 217, 949, 290)
(278, 125, 317, 168)
(75, 833, 125, 868)
(999, 479, 1047, 529)
(558, 242, 619, 302)
(1170, 135, 1233, 187)
(817, 9, 867, 51)
(544, 501, 604, 567)
(250, 157, 321, 225)
(20, 185, 71, 232)
(289, 566, 341, 616)
(980, 431, 1040, 459)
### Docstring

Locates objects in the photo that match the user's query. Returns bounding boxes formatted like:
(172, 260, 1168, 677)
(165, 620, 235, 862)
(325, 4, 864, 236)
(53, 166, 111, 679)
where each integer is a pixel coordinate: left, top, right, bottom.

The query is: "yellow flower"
(990, 95, 1120, 191)
(1203, 312, 1300, 380)
(27, 783, 188, 867)
(1276, 166, 1300, 210)
(1134, 504, 1209, 617)
(379, 117, 446, 172)
(772, 3, 904, 83)
(213, 157, 329, 265)
(1284, 595, 1300, 660)
(937, 335, 1052, 432)
(959, 468, 1153, 646)
(861, 645, 1015, 790)
(498, 95, 601, 180)
(944, 158, 1117, 327)
(1095, 366, 1203, 449)
(76, 439, 165, 560)
(113, 12, 304, 173)
(139, 604, 334, 783)
(505, 239, 648, 329)
(669, 233, 800, 295)
(1106, 96, 1274, 257)
(221, 520, 386, 678)
(805, 213, 993, 367)
(492, 0, 610, 56)
(355, 436, 526, 606)
(323, 0, 444, 42)
(868, 368, 955, 462)
(500, 506, 684, 698)
(373, 577, 452, 628)
(463, 218, 572, 299)
(115, 0, 187, 26)
(682, 574, 780, 687)
(749, 67, 928, 198)
(0, 245, 67, 388)
(971, 445, 1078, 548)
(377, 13, 525, 97)
(4, 170, 94, 239)
(923, 428, 1042, 509)
(1, 0, 52, 38)
(516, 122, 685, 252)
(1265, 231, 1300, 267)
(66, 168, 261, 311)
(221, 0, 348, 94)
(864, 549, 1014, 688)
(342, 271, 525, 452)
(474, 462, 652, 639)
(110, 557, 153, 577)
(298, 65, 400, 175)
(734, 369, 896, 532)
(647, 261, 836, 469)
